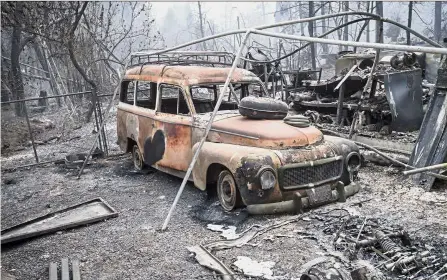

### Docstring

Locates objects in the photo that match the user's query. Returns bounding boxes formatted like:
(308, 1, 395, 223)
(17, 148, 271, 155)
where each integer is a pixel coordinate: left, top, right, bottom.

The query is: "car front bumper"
(246, 181, 360, 215)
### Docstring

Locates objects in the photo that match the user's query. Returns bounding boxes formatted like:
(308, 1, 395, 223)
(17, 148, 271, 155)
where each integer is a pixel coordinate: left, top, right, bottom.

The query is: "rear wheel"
(132, 145, 145, 171)
(217, 170, 240, 212)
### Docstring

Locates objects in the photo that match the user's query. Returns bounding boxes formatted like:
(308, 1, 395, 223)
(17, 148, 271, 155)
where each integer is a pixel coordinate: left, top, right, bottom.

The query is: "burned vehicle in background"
(288, 50, 431, 133)
(116, 52, 362, 213)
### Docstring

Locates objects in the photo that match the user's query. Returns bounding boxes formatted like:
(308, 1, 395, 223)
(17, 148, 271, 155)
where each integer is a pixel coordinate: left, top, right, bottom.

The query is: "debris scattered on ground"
(207, 224, 240, 240)
(1, 197, 118, 244)
(233, 256, 277, 279)
(187, 245, 234, 280)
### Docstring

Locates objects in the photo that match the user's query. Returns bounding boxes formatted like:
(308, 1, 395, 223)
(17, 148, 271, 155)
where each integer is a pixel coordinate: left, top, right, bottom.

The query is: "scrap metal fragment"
(233, 256, 275, 279)
(187, 245, 234, 280)
(1, 198, 118, 244)
(382, 69, 424, 132)
(409, 57, 447, 190)
(206, 217, 301, 251)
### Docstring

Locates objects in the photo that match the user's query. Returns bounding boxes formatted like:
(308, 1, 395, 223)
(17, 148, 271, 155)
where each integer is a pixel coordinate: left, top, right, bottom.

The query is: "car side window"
(119, 81, 135, 104)
(158, 84, 190, 115)
(135, 81, 156, 109)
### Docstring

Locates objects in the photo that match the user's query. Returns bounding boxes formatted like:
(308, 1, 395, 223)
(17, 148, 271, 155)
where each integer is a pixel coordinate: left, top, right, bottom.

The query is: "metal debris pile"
(321, 213, 447, 280)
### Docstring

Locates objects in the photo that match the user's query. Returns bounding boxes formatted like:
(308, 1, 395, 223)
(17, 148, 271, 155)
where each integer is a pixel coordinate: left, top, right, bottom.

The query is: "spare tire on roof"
(239, 96, 289, 119)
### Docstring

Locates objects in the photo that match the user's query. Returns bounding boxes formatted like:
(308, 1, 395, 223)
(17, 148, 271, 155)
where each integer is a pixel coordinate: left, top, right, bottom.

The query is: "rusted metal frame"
(161, 30, 252, 231)
(0, 91, 94, 105)
(142, 11, 441, 60)
(403, 163, 447, 176)
(249, 30, 447, 55)
(252, 17, 363, 65)
(240, 16, 441, 65)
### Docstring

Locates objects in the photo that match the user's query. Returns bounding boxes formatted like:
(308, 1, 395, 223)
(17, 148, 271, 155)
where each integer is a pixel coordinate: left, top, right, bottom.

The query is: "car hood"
(193, 111, 323, 149)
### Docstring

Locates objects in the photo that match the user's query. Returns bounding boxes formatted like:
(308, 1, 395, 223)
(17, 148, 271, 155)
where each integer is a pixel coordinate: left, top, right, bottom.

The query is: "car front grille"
(279, 158, 343, 190)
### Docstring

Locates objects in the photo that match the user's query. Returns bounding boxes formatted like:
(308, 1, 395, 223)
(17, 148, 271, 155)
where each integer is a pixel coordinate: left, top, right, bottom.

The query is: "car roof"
(124, 65, 260, 86)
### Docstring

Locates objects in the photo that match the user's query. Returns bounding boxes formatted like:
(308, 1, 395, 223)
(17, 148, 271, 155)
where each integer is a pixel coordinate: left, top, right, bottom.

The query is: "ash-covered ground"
(1, 105, 446, 280)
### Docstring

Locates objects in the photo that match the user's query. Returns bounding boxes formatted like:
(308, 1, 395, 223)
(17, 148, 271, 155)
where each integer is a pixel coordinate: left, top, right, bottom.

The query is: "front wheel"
(132, 145, 145, 171)
(217, 170, 241, 212)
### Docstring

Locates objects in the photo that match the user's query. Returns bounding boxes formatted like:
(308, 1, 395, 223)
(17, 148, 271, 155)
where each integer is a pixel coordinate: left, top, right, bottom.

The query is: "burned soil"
(1, 133, 446, 280)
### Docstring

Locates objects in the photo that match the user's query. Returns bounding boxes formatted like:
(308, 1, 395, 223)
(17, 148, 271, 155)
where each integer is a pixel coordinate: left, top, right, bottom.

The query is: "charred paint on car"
(117, 64, 362, 213)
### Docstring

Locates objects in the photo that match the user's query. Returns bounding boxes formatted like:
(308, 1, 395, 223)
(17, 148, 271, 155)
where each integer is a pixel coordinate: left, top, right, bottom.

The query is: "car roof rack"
(128, 51, 237, 69)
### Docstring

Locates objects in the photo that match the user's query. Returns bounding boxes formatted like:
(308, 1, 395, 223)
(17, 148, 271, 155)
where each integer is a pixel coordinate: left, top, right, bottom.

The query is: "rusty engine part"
(329, 216, 447, 278)
(283, 115, 310, 128)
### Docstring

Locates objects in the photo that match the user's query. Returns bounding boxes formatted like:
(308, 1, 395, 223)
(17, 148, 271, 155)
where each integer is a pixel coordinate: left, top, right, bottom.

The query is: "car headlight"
(258, 168, 276, 190)
(346, 152, 361, 172)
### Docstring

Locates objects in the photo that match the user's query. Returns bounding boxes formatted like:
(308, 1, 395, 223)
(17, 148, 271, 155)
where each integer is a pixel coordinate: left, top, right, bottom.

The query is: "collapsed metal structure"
(63, 11, 446, 229)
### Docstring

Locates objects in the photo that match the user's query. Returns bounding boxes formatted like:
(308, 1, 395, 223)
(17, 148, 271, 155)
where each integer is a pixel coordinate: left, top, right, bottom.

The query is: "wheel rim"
(218, 172, 237, 211)
(133, 146, 143, 170)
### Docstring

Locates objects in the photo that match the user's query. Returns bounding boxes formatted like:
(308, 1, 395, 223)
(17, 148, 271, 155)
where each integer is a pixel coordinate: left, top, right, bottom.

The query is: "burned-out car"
(117, 63, 362, 214)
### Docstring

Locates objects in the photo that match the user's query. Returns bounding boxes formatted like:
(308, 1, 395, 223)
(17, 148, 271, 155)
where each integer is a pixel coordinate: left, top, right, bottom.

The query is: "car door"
(147, 83, 193, 172)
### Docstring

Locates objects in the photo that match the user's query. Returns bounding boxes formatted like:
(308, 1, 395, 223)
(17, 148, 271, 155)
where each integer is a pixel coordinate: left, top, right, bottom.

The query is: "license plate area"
(306, 185, 333, 206)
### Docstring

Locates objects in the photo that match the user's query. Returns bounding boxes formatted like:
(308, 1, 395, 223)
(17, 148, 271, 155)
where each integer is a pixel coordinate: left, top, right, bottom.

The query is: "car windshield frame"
(188, 81, 268, 114)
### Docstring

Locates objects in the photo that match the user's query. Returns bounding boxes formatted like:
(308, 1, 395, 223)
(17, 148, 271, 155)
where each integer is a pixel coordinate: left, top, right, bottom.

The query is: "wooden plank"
(72, 260, 81, 280)
(49, 262, 58, 280)
(61, 258, 69, 280)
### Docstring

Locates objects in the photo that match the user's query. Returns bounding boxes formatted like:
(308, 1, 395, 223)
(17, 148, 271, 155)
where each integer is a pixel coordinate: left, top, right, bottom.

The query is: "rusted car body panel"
(117, 65, 361, 213)
(125, 65, 259, 87)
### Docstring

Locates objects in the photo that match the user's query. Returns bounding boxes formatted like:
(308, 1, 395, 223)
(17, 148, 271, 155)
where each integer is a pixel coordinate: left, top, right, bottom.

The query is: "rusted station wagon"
(117, 63, 362, 214)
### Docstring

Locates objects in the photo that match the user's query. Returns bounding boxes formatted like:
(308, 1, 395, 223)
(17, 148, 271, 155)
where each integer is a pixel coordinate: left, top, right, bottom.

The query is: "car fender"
(192, 142, 284, 204)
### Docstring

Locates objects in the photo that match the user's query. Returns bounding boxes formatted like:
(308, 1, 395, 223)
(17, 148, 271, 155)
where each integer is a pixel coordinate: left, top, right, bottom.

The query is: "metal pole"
(337, 83, 346, 126)
(249, 30, 447, 55)
(364, 48, 381, 98)
(355, 142, 447, 180)
(334, 65, 357, 92)
(22, 101, 39, 163)
(161, 30, 252, 231)
(403, 163, 447, 176)
(132, 12, 442, 59)
(264, 64, 269, 96)
(0, 91, 93, 105)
